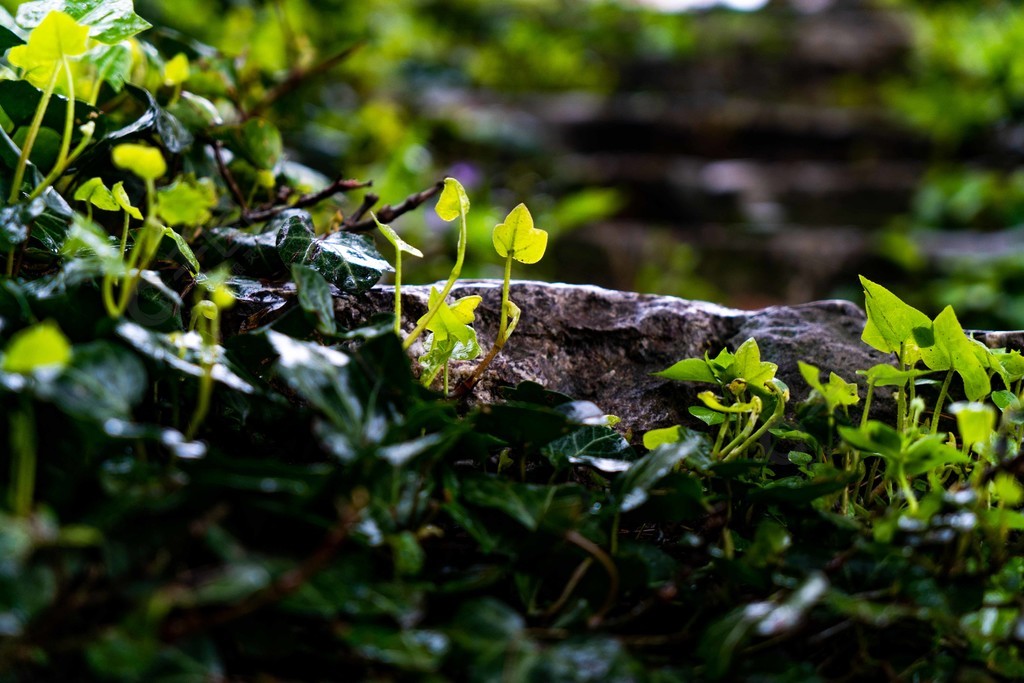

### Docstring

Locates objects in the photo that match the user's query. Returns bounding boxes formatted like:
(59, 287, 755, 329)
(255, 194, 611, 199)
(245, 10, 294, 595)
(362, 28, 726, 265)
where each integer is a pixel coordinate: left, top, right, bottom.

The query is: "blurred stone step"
(558, 154, 923, 226)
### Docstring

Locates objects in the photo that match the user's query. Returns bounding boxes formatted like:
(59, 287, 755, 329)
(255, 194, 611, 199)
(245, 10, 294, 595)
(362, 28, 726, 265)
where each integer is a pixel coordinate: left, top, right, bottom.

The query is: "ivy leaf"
(2, 320, 72, 374)
(435, 177, 470, 222)
(111, 181, 142, 219)
(163, 53, 189, 87)
(84, 42, 132, 92)
(111, 142, 166, 181)
(493, 203, 547, 264)
(303, 231, 393, 295)
(375, 218, 423, 258)
(860, 275, 931, 355)
(950, 402, 996, 453)
(919, 306, 990, 402)
(799, 361, 859, 413)
(724, 338, 777, 390)
(616, 430, 711, 512)
(161, 226, 200, 274)
(292, 263, 337, 336)
(655, 357, 716, 384)
(102, 84, 192, 154)
(274, 210, 316, 267)
(16, 0, 152, 44)
(7, 11, 89, 90)
(73, 177, 118, 211)
(542, 425, 634, 472)
(156, 177, 216, 226)
(855, 363, 929, 388)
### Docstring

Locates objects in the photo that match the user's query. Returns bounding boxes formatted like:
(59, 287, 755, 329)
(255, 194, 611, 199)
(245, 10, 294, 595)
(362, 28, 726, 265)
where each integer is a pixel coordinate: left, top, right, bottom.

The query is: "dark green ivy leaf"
(16, 0, 152, 45)
(303, 230, 392, 295)
(292, 263, 337, 335)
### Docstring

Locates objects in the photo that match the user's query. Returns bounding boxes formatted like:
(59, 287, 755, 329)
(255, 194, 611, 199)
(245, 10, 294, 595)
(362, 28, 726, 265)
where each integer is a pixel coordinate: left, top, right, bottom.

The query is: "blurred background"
(32, 0, 1024, 327)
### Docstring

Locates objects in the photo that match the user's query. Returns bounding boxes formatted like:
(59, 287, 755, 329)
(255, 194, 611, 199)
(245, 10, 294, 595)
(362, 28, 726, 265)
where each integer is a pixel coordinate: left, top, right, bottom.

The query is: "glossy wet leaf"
(161, 225, 200, 274)
(16, 0, 151, 44)
(542, 425, 634, 472)
(304, 231, 392, 294)
(85, 42, 132, 92)
(2, 320, 71, 373)
(103, 84, 192, 154)
(617, 430, 710, 512)
(342, 625, 449, 672)
(493, 203, 547, 264)
(292, 263, 337, 336)
(0, 80, 98, 136)
(273, 209, 316, 266)
(860, 275, 931, 355)
(43, 341, 146, 420)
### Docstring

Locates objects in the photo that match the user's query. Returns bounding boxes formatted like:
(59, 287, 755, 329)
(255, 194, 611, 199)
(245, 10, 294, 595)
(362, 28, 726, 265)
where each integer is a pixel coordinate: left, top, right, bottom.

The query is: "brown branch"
(249, 43, 364, 117)
(161, 502, 359, 642)
(210, 141, 248, 213)
(342, 192, 380, 229)
(242, 177, 372, 224)
(343, 181, 444, 233)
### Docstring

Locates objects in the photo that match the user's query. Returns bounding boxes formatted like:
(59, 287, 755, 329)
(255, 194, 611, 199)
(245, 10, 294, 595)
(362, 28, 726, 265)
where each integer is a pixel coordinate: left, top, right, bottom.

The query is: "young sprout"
(403, 177, 469, 350)
(163, 52, 190, 106)
(374, 213, 423, 336)
(459, 203, 547, 393)
(417, 287, 482, 395)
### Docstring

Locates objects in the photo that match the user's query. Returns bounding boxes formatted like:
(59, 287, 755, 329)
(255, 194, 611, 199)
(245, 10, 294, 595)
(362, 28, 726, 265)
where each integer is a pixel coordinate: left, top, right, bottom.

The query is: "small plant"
(374, 213, 423, 336)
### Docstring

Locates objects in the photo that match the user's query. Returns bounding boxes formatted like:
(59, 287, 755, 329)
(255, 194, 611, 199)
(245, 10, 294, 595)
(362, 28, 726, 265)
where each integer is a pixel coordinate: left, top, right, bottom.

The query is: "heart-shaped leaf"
(493, 203, 547, 264)
(435, 177, 470, 222)
(7, 11, 88, 90)
(16, 0, 152, 44)
(860, 275, 931, 355)
(112, 142, 166, 181)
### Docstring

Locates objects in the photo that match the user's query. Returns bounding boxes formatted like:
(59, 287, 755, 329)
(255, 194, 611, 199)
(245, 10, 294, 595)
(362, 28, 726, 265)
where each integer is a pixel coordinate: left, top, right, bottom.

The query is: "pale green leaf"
(2, 320, 72, 373)
(655, 357, 716, 383)
(642, 425, 682, 450)
(163, 52, 189, 86)
(920, 306, 990, 401)
(111, 181, 142, 219)
(7, 10, 88, 89)
(492, 203, 547, 264)
(16, 0, 151, 44)
(859, 275, 931, 355)
(73, 177, 118, 211)
(435, 177, 469, 222)
(112, 142, 166, 181)
(725, 338, 777, 390)
(156, 178, 216, 226)
(374, 215, 423, 257)
(950, 401, 996, 452)
(162, 226, 200, 274)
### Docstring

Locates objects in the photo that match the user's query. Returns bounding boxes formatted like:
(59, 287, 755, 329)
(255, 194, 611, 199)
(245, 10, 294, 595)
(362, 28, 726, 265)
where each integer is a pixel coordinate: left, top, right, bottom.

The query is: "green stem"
(930, 369, 954, 435)
(498, 252, 513, 344)
(393, 251, 403, 336)
(403, 210, 468, 350)
(187, 312, 219, 440)
(119, 212, 131, 257)
(898, 464, 919, 514)
(860, 382, 875, 429)
(26, 59, 76, 204)
(9, 402, 37, 517)
(722, 395, 785, 462)
(9, 65, 59, 204)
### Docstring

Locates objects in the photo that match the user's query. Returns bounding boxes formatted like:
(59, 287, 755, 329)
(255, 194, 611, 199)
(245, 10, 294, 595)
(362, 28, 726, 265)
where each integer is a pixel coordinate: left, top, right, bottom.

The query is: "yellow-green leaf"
(493, 203, 547, 264)
(111, 181, 142, 219)
(435, 177, 470, 222)
(112, 143, 166, 181)
(374, 215, 423, 257)
(73, 177, 119, 211)
(7, 11, 89, 90)
(449, 295, 482, 325)
(2, 320, 72, 374)
(642, 425, 682, 450)
(163, 52, 190, 86)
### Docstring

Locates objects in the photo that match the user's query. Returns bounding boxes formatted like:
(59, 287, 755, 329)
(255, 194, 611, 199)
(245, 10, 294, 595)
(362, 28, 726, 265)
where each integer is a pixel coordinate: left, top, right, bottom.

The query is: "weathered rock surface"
(232, 279, 914, 436)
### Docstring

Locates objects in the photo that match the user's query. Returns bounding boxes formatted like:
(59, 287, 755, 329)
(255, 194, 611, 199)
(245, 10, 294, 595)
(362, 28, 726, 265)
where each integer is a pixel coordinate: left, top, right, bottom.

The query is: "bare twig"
(242, 177, 372, 224)
(249, 43, 363, 117)
(210, 141, 248, 213)
(343, 181, 444, 233)
(342, 192, 380, 228)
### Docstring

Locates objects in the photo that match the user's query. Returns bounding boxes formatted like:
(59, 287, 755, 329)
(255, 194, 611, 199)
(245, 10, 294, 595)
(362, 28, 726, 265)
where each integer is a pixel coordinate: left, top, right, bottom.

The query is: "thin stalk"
(897, 464, 919, 514)
(896, 350, 907, 434)
(392, 250, 403, 336)
(860, 382, 875, 428)
(403, 210, 467, 350)
(930, 370, 954, 434)
(119, 212, 131, 256)
(498, 252, 513, 344)
(9, 66, 59, 204)
(9, 403, 36, 517)
(27, 59, 76, 203)
(187, 312, 219, 440)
